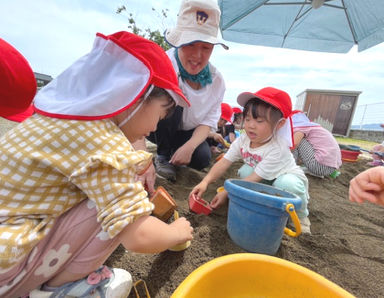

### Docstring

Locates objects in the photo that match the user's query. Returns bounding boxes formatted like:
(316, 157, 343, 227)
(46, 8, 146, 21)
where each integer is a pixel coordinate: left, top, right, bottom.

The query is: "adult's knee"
(189, 142, 211, 170)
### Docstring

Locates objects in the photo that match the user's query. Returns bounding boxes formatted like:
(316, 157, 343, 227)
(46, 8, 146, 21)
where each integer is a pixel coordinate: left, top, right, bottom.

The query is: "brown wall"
(303, 92, 358, 136)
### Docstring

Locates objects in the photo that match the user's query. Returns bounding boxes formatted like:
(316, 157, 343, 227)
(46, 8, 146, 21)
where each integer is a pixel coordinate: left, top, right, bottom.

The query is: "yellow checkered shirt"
(0, 114, 154, 270)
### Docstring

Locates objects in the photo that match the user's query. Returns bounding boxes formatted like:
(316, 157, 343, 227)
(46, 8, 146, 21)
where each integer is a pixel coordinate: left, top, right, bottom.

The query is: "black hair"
(233, 113, 243, 123)
(243, 98, 283, 127)
(146, 86, 176, 118)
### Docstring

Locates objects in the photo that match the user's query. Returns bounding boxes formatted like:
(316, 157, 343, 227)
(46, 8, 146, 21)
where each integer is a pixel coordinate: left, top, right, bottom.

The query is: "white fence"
(352, 102, 384, 130)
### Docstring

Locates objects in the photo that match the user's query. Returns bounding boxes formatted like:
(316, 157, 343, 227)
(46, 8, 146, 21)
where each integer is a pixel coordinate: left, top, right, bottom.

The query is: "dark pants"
(147, 106, 211, 170)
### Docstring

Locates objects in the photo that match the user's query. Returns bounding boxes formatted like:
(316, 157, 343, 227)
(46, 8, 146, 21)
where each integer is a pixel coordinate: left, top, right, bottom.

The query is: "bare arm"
(292, 131, 305, 150)
(170, 125, 211, 165)
(190, 157, 233, 198)
(132, 137, 156, 195)
(210, 166, 263, 209)
(120, 215, 193, 253)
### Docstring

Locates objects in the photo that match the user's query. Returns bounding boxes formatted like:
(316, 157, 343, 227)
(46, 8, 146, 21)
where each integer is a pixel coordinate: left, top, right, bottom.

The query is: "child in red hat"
(0, 32, 193, 298)
(207, 103, 234, 153)
(191, 87, 311, 234)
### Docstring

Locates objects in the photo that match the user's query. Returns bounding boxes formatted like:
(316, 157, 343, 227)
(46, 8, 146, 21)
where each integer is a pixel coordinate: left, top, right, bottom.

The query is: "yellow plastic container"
(172, 253, 354, 298)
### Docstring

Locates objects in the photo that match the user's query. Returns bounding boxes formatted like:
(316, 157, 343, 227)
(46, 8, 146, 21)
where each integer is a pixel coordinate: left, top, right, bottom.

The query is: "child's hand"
(213, 133, 226, 145)
(190, 181, 208, 198)
(169, 217, 194, 244)
(135, 163, 156, 195)
(210, 190, 228, 209)
(349, 166, 384, 206)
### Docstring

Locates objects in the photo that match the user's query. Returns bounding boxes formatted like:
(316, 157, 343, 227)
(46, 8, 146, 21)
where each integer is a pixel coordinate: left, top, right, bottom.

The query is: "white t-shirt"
(224, 133, 306, 181)
(167, 48, 225, 131)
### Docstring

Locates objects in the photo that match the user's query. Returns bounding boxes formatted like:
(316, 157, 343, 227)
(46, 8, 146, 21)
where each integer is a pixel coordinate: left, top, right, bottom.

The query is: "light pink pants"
(0, 200, 121, 298)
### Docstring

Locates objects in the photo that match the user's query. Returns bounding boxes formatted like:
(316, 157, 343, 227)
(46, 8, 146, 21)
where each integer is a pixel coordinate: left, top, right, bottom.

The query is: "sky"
(1, 0, 383, 125)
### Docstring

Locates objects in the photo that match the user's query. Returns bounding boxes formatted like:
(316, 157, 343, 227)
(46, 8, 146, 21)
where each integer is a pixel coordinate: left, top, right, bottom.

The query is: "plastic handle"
(283, 203, 301, 237)
(133, 279, 151, 298)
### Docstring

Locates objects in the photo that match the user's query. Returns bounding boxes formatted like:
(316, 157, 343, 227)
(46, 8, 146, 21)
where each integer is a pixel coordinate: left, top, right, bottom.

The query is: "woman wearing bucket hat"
(134, 0, 228, 187)
(0, 38, 37, 136)
(0, 32, 193, 297)
(191, 87, 311, 234)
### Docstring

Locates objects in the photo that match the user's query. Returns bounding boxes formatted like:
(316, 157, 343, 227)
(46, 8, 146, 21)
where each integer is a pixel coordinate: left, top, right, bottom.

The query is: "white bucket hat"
(164, 0, 229, 49)
(34, 32, 190, 120)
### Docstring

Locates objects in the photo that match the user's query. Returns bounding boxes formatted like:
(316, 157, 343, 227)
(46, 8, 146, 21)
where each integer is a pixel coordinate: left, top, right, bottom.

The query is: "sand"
(107, 154, 384, 298)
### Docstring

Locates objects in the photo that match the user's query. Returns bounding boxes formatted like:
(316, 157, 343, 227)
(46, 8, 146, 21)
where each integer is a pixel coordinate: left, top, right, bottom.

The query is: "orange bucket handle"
(133, 279, 151, 298)
(283, 203, 301, 237)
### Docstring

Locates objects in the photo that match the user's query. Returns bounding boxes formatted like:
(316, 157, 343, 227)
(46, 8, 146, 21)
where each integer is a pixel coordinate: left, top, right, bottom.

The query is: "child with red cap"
(0, 33, 193, 297)
(191, 87, 311, 234)
(207, 103, 234, 153)
(0, 38, 36, 136)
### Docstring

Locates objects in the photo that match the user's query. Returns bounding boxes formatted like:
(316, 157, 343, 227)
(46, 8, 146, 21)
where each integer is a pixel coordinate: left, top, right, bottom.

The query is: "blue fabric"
(174, 49, 212, 87)
(219, 0, 384, 53)
(51, 266, 111, 298)
(237, 164, 308, 218)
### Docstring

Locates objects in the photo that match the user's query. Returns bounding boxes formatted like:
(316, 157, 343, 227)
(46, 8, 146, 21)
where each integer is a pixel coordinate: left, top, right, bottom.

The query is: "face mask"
(118, 85, 154, 128)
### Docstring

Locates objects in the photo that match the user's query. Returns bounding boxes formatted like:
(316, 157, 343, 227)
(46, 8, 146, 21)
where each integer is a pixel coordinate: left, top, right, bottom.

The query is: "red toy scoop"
(189, 194, 212, 215)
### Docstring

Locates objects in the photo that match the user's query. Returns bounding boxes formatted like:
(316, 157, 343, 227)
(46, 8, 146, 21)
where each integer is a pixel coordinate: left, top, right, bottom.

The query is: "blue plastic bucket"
(225, 179, 302, 255)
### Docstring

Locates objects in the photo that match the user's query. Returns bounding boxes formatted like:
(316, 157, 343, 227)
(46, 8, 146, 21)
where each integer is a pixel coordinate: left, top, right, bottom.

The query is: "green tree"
(117, 6, 171, 50)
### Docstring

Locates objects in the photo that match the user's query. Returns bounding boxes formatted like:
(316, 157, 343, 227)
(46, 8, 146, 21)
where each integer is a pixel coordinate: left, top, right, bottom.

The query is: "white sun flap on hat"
(292, 112, 320, 128)
(276, 116, 294, 148)
(34, 36, 151, 119)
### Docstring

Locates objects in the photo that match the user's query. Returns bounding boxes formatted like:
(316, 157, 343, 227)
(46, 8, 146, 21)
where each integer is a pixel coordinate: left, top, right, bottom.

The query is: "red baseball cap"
(232, 107, 242, 114)
(237, 87, 294, 147)
(221, 103, 233, 123)
(0, 38, 36, 121)
(237, 87, 292, 118)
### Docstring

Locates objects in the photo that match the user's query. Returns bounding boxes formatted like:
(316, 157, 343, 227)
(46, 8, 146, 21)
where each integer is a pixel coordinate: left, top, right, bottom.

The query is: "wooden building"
(295, 89, 361, 136)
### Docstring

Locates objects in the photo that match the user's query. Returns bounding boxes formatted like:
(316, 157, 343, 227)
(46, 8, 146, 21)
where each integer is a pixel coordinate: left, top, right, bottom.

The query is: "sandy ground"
(107, 153, 384, 298)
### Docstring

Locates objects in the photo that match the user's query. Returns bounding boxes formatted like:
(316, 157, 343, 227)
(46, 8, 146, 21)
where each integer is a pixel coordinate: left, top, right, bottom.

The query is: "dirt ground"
(107, 154, 384, 298)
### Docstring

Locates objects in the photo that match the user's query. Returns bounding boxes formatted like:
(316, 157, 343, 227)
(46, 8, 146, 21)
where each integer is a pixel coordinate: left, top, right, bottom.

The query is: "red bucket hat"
(237, 87, 294, 147)
(221, 102, 233, 123)
(232, 107, 242, 114)
(237, 87, 292, 118)
(0, 38, 36, 121)
(34, 32, 190, 120)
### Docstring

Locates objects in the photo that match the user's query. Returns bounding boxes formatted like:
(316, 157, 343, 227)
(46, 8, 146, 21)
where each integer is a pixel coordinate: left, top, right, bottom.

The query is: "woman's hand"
(210, 190, 228, 209)
(170, 143, 194, 166)
(136, 163, 156, 195)
(212, 133, 226, 146)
